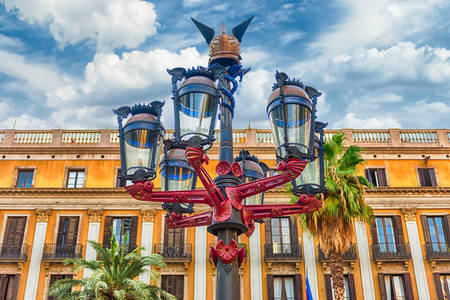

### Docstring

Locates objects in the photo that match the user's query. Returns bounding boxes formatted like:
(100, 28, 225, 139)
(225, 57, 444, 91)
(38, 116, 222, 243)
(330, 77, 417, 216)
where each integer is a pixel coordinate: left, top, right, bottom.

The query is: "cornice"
(364, 187, 450, 194)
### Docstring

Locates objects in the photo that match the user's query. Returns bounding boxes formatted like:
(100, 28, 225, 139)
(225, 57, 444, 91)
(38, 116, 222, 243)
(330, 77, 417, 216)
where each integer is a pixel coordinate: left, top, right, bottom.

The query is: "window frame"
(161, 274, 184, 300)
(12, 167, 37, 188)
(384, 274, 406, 299)
(111, 217, 132, 249)
(417, 167, 438, 187)
(365, 168, 388, 187)
(15, 169, 34, 188)
(376, 216, 397, 253)
(273, 275, 295, 300)
(65, 168, 86, 188)
(271, 217, 292, 254)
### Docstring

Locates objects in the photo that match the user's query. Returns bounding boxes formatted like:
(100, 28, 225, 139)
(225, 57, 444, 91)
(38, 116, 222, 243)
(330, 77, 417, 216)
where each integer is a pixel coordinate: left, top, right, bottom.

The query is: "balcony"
(43, 243, 83, 262)
(425, 242, 450, 261)
(318, 244, 358, 262)
(372, 243, 411, 262)
(264, 243, 302, 262)
(0, 244, 29, 262)
(153, 243, 192, 263)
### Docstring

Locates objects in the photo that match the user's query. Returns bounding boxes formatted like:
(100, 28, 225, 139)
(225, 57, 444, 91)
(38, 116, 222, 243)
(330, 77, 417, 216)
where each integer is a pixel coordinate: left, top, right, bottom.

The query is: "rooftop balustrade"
(0, 128, 447, 148)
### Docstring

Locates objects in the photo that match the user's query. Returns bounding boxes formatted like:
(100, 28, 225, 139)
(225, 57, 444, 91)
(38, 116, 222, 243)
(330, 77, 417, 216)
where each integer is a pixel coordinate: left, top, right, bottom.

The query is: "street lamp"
(117, 17, 325, 300)
(113, 102, 165, 182)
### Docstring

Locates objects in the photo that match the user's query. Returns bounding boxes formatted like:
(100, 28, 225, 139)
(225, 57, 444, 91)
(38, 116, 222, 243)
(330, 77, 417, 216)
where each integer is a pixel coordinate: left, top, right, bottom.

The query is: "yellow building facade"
(0, 128, 449, 300)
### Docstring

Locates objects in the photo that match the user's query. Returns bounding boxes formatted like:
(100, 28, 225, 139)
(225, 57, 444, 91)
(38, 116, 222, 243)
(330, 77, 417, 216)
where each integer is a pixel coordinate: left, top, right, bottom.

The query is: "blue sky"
(0, 0, 449, 130)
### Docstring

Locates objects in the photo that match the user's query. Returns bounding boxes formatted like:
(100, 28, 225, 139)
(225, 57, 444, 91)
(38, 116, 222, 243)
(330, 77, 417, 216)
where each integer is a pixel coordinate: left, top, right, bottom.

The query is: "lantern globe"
(175, 70, 219, 146)
(267, 80, 313, 160)
(121, 103, 165, 180)
(235, 150, 266, 205)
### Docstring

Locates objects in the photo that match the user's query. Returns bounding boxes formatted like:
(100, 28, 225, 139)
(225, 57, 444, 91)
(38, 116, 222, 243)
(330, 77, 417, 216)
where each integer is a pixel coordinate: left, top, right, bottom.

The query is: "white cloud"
(280, 31, 304, 45)
(183, 0, 207, 7)
(333, 113, 401, 129)
(0, 50, 62, 91)
(403, 99, 450, 127)
(310, 0, 448, 55)
(1, 0, 158, 49)
(0, 33, 24, 49)
(0, 113, 51, 129)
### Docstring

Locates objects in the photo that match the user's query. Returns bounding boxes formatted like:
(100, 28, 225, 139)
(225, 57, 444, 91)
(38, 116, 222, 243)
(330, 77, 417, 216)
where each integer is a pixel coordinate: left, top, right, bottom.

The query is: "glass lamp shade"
(235, 151, 265, 205)
(176, 75, 219, 143)
(160, 148, 196, 191)
(292, 136, 322, 195)
(267, 84, 313, 160)
(123, 113, 164, 177)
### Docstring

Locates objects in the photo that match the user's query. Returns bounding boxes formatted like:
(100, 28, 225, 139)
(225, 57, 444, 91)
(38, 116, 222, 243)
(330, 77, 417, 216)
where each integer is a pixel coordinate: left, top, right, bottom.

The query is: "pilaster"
(84, 209, 103, 278)
(139, 209, 156, 283)
(24, 209, 52, 300)
(355, 221, 375, 300)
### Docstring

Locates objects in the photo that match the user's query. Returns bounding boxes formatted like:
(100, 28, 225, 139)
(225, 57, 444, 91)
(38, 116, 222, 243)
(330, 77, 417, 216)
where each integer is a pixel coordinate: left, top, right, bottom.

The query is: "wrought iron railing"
(43, 243, 83, 260)
(425, 242, 450, 261)
(372, 243, 411, 261)
(318, 244, 357, 262)
(264, 243, 302, 261)
(0, 244, 29, 261)
(153, 243, 192, 261)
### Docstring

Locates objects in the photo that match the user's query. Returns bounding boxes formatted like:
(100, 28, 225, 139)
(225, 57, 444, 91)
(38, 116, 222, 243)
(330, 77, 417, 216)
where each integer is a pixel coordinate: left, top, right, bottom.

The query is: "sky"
(0, 0, 449, 130)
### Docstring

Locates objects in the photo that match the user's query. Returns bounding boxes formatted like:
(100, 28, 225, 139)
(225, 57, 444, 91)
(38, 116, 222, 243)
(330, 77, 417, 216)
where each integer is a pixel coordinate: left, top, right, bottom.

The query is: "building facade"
(0, 128, 449, 300)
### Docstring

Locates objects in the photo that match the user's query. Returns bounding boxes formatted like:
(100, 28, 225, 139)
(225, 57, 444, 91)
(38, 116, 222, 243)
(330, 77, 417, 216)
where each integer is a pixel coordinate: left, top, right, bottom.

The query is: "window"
(161, 275, 184, 300)
(365, 168, 387, 187)
(0, 274, 20, 300)
(427, 216, 447, 252)
(164, 222, 185, 257)
(376, 217, 396, 253)
(273, 276, 294, 300)
(66, 170, 85, 188)
(384, 275, 406, 299)
(48, 274, 72, 300)
(271, 218, 291, 254)
(116, 169, 133, 187)
(418, 168, 437, 187)
(435, 274, 450, 300)
(379, 274, 413, 300)
(112, 217, 131, 250)
(56, 217, 79, 255)
(2, 217, 26, 257)
(103, 216, 138, 252)
(324, 274, 357, 300)
(16, 170, 34, 188)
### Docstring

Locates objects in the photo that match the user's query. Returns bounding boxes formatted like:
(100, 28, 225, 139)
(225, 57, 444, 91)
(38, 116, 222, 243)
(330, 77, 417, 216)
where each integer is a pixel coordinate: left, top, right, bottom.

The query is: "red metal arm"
(125, 181, 214, 205)
(166, 211, 212, 229)
(225, 158, 307, 209)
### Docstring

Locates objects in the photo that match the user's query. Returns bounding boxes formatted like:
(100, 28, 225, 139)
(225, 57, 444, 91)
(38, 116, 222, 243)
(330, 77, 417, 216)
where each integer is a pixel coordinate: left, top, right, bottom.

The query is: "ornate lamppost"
(114, 17, 326, 300)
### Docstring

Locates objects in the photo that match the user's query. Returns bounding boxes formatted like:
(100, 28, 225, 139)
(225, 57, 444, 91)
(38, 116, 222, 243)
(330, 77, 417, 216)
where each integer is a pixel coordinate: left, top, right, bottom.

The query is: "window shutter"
(265, 219, 272, 245)
(433, 273, 444, 300)
(403, 273, 414, 300)
(418, 169, 425, 186)
(129, 216, 139, 249)
(294, 274, 302, 300)
(103, 216, 113, 249)
(267, 275, 274, 300)
(370, 219, 379, 244)
(443, 215, 450, 244)
(0, 275, 7, 300)
(348, 274, 357, 300)
(421, 215, 431, 243)
(364, 169, 371, 184)
(393, 215, 405, 245)
(429, 169, 437, 186)
(68, 217, 79, 245)
(378, 274, 387, 300)
(379, 169, 387, 186)
(10, 275, 19, 300)
(5, 217, 26, 248)
(324, 274, 333, 300)
(290, 216, 299, 248)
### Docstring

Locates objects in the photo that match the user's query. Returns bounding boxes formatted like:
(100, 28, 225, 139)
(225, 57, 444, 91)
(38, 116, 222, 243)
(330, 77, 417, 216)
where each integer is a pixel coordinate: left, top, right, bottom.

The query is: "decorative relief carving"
(401, 208, 417, 222)
(36, 209, 52, 222)
(141, 209, 156, 222)
(87, 209, 103, 222)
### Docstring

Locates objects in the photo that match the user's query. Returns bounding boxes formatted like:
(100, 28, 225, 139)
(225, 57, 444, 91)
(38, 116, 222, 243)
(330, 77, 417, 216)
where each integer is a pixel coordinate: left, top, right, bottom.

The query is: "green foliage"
(49, 234, 176, 300)
(298, 132, 373, 255)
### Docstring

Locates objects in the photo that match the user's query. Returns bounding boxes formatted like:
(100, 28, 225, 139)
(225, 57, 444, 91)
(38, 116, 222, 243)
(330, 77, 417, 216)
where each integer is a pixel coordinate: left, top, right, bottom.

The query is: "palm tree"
(49, 234, 175, 300)
(299, 132, 373, 300)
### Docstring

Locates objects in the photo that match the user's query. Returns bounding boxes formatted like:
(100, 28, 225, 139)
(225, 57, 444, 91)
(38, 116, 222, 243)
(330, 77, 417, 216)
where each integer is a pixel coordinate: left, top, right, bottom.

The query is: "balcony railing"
(425, 242, 450, 261)
(372, 243, 411, 261)
(43, 243, 83, 261)
(318, 244, 357, 262)
(153, 243, 192, 262)
(0, 129, 448, 148)
(264, 243, 302, 262)
(0, 244, 29, 261)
